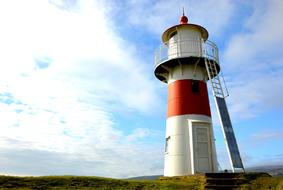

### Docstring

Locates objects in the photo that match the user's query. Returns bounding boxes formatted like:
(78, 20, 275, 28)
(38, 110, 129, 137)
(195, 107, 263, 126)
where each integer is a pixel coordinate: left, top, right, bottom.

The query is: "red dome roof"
(180, 15, 188, 24)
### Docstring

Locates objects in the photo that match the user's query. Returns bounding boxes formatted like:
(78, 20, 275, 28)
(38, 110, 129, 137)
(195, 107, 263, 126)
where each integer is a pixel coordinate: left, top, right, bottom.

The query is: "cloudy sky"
(0, 0, 283, 178)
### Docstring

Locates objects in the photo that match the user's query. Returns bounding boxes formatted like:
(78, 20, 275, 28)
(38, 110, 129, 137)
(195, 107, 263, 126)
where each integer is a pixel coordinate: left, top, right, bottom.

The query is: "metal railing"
(154, 39, 219, 68)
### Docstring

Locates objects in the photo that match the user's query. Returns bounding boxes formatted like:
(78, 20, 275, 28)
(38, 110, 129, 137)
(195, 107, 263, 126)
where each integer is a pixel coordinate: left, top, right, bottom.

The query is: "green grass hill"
(0, 173, 282, 190)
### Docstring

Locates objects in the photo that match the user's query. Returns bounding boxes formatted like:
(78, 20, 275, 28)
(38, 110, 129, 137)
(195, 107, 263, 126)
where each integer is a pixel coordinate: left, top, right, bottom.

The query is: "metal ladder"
(204, 58, 245, 172)
(204, 59, 228, 98)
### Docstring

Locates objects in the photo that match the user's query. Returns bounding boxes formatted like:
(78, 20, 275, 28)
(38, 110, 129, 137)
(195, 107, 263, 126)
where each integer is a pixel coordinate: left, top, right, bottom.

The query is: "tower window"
(165, 136, 170, 153)
(192, 81, 200, 93)
(169, 31, 177, 39)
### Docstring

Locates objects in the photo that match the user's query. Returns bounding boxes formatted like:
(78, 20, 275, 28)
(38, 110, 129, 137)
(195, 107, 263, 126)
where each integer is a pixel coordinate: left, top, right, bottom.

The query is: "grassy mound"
(0, 173, 282, 190)
(0, 175, 203, 190)
(241, 175, 283, 190)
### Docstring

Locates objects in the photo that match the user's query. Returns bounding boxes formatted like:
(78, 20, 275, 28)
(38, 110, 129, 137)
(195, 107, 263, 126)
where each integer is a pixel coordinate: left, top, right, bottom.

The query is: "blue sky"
(0, 0, 283, 178)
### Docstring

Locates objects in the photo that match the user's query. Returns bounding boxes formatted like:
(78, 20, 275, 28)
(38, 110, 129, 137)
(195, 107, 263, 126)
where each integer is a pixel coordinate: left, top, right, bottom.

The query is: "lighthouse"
(154, 12, 218, 176)
(154, 12, 245, 176)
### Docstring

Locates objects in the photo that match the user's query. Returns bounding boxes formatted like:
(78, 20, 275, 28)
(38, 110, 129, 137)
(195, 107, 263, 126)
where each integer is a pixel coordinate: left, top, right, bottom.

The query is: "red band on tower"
(167, 80, 211, 117)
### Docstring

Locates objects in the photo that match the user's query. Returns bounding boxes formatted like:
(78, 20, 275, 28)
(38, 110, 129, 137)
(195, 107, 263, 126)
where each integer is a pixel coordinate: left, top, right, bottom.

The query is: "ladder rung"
(212, 78, 221, 82)
(212, 82, 221, 86)
(213, 87, 222, 90)
(212, 76, 220, 79)
(212, 81, 220, 84)
(214, 87, 222, 91)
(213, 82, 221, 85)
(215, 87, 222, 90)
(212, 83, 221, 86)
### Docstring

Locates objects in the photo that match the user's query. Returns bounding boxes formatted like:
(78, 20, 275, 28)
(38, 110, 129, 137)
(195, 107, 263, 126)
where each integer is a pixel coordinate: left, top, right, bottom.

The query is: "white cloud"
(187, 0, 236, 37)
(227, 72, 283, 119)
(223, 0, 283, 68)
(122, 0, 236, 38)
(231, 127, 283, 167)
(0, 0, 164, 177)
(250, 130, 283, 143)
(126, 128, 160, 142)
(0, 137, 163, 178)
(222, 0, 283, 119)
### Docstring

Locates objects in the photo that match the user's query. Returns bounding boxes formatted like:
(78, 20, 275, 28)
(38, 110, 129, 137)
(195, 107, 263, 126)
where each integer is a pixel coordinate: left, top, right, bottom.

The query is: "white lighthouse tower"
(154, 13, 244, 176)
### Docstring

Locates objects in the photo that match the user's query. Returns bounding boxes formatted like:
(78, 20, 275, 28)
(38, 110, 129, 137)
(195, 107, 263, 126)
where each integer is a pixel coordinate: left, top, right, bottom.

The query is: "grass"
(0, 173, 282, 190)
(0, 175, 203, 190)
(239, 176, 283, 190)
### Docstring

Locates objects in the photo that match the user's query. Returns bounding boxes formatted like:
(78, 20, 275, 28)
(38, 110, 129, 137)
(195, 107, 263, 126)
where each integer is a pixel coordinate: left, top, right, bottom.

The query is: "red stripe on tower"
(167, 80, 211, 117)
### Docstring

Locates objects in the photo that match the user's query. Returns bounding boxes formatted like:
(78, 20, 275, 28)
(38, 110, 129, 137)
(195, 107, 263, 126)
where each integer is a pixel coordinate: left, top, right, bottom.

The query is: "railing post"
(159, 45, 162, 65)
(201, 38, 204, 57)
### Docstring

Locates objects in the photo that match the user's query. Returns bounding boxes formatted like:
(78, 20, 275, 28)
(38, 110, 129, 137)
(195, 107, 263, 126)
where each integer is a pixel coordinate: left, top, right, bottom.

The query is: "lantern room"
(154, 14, 220, 83)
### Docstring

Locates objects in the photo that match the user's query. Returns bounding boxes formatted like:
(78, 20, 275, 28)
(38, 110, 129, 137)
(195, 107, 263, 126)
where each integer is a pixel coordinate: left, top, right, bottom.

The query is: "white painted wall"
(168, 26, 203, 59)
(164, 114, 217, 176)
(167, 63, 207, 84)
